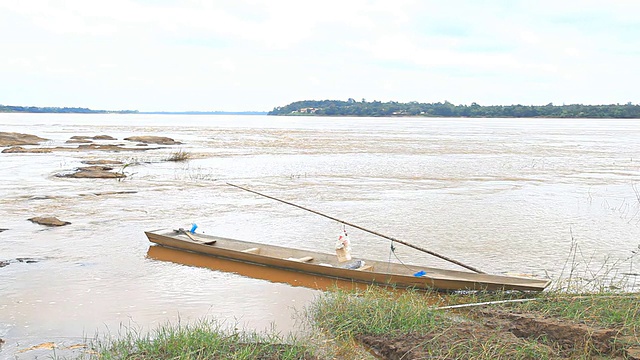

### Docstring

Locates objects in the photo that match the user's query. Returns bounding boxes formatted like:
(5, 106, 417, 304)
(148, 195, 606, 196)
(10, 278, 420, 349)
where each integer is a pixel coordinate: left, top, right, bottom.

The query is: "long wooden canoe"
(145, 229, 551, 292)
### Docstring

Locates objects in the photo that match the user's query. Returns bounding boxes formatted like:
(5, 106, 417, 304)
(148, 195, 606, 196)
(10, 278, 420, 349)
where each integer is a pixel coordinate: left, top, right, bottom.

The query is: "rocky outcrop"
(0, 132, 48, 146)
(66, 138, 93, 144)
(124, 136, 181, 145)
(92, 135, 117, 140)
(1, 133, 166, 152)
(2, 146, 52, 153)
(3, 144, 154, 153)
(66, 135, 117, 143)
(28, 217, 71, 226)
(57, 165, 126, 179)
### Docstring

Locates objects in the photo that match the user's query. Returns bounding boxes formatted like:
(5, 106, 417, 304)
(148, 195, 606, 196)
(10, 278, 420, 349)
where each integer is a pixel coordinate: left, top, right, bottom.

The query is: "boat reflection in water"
(146, 245, 371, 291)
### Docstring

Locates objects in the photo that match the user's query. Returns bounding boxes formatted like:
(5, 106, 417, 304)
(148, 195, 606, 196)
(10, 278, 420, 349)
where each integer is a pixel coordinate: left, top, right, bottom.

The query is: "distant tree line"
(0, 104, 138, 114)
(268, 99, 640, 118)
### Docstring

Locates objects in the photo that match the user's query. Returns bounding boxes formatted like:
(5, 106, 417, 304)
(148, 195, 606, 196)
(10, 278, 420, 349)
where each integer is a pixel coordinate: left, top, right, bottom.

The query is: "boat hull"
(145, 229, 550, 292)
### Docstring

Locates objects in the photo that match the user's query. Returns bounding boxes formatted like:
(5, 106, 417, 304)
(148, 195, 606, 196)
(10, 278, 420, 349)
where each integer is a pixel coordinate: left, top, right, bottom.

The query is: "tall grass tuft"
(165, 149, 191, 162)
(308, 286, 445, 338)
(551, 231, 639, 293)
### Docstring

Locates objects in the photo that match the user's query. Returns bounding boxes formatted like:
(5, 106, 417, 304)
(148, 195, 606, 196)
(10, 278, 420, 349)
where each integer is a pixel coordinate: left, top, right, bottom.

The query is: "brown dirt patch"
(476, 309, 620, 354)
(352, 310, 630, 359)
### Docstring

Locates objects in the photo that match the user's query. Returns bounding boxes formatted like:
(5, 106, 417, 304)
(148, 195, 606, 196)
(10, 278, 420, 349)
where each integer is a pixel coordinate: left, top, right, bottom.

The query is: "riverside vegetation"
(269, 99, 640, 118)
(50, 282, 639, 359)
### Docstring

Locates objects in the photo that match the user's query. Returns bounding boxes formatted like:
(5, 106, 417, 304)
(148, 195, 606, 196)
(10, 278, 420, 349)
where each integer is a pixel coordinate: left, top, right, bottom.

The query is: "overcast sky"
(1, 1, 638, 112)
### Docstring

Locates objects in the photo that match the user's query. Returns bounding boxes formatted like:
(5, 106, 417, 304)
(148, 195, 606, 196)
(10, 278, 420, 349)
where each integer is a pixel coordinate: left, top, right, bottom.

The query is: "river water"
(1, 114, 640, 356)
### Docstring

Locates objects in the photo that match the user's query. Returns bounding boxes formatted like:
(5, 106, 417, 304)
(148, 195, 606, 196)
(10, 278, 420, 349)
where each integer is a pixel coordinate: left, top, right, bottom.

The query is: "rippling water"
(1, 114, 640, 355)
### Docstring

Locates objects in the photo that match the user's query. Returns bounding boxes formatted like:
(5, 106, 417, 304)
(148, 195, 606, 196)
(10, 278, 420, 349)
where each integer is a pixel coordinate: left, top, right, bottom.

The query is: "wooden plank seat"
(358, 264, 373, 271)
(286, 256, 314, 262)
(241, 247, 260, 254)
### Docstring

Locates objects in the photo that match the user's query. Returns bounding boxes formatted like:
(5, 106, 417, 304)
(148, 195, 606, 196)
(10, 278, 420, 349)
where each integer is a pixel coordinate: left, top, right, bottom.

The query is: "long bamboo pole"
(227, 183, 486, 274)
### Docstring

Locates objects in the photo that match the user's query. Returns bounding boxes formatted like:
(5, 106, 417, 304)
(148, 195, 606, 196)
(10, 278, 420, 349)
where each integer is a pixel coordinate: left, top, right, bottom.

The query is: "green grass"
(47, 288, 638, 360)
(81, 319, 313, 359)
(507, 291, 640, 331)
(307, 287, 557, 359)
(165, 149, 191, 162)
(309, 287, 445, 337)
(307, 286, 640, 359)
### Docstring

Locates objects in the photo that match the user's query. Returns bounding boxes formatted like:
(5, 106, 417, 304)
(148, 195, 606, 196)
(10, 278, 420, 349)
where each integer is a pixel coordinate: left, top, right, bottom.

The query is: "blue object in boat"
(413, 270, 426, 277)
(190, 223, 198, 234)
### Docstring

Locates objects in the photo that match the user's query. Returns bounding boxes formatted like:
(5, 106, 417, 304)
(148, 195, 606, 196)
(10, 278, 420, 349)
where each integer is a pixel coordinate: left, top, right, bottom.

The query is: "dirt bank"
(355, 308, 638, 359)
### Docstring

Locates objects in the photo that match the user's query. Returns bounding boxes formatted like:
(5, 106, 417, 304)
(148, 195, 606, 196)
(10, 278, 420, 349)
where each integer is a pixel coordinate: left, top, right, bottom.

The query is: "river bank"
(9, 286, 639, 359)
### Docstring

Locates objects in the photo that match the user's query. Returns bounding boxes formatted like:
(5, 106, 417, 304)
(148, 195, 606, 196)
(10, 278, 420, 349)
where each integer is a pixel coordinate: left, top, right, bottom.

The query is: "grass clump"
(307, 287, 555, 359)
(308, 286, 640, 359)
(165, 149, 191, 162)
(309, 287, 446, 337)
(85, 318, 314, 359)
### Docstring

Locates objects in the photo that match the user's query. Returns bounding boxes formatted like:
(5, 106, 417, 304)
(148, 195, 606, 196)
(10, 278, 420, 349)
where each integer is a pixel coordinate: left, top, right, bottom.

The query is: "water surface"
(1, 114, 639, 356)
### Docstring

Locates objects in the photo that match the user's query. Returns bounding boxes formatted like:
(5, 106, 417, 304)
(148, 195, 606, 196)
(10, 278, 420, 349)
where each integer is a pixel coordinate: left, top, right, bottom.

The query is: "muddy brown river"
(1, 114, 639, 356)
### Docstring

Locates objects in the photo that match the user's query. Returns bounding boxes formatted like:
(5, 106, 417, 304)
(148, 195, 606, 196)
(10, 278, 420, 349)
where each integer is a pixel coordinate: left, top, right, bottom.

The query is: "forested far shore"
(269, 99, 640, 118)
(0, 105, 138, 114)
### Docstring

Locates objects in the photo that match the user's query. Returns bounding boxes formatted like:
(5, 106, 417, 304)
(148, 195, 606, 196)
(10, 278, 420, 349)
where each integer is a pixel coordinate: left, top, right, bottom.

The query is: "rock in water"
(0, 132, 48, 146)
(2, 146, 52, 153)
(28, 217, 71, 226)
(124, 135, 181, 145)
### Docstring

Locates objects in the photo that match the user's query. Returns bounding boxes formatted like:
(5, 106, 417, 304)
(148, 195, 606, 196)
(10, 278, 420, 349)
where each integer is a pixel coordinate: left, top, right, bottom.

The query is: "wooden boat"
(145, 229, 551, 292)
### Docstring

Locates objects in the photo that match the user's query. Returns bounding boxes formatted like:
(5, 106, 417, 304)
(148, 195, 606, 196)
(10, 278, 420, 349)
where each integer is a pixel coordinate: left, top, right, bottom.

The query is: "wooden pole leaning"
(226, 183, 485, 274)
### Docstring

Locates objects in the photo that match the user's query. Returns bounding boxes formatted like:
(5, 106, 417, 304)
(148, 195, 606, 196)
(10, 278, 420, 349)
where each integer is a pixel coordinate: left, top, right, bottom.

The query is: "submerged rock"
(29, 195, 55, 200)
(81, 159, 123, 165)
(124, 135, 181, 145)
(68, 134, 117, 142)
(76, 144, 132, 151)
(80, 190, 138, 196)
(2, 146, 52, 153)
(58, 165, 126, 179)
(4, 143, 155, 153)
(66, 138, 93, 144)
(92, 135, 117, 140)
(28, 216, 71, 226)
(0, 257, 43, 269)
(0, 132, 48, 146)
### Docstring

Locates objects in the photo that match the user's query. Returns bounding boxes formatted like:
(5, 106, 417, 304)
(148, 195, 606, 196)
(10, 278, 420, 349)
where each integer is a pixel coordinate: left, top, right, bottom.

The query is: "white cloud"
(0, 0, 638, 110)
